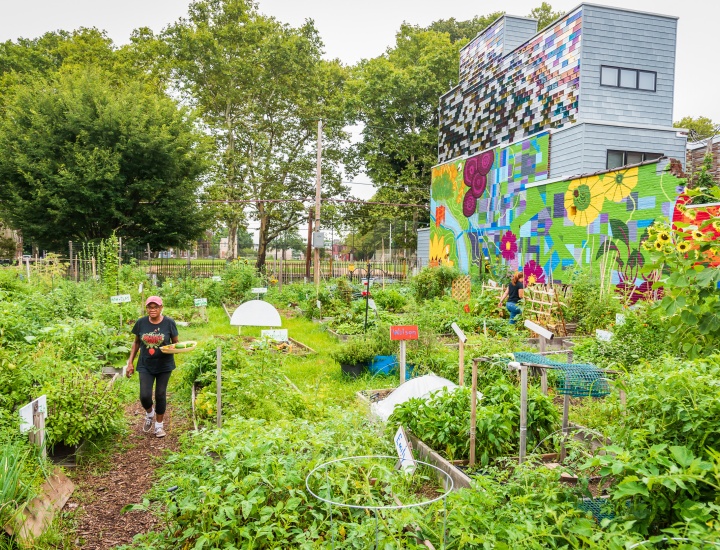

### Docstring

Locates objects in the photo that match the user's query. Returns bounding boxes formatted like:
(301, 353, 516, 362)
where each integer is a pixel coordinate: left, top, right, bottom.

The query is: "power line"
(199, 198, 428, 208)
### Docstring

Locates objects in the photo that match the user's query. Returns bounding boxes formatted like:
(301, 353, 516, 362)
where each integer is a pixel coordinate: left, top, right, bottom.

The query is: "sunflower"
(429, 233, 454, 268)
(677, 241, 691, 253)
(602, 166, 639, 203)
(692, 230, 705, 241)
(564, 175, 608, 226)
(654, 241, 664, 251)
(712, 220, 720, 232)
(658, 231, 670, 243)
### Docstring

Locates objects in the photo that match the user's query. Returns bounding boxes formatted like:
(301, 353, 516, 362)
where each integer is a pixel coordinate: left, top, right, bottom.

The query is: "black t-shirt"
(131, 316, 179, 374)
(507, 281, 524, 304)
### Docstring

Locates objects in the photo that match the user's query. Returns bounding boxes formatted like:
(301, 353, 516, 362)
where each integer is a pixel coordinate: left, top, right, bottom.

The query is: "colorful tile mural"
(439, 8, 582, 163)
(430, 140, 686, 291)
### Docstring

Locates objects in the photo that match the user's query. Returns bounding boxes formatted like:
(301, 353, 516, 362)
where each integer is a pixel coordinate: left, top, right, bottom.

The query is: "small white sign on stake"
(368, 298, 377, 311)
(394, 426, 416, 474)
(19, 395, 47, 434)
(596, 329, 613, 342)
(138, 283, 144, 294)
(211, 276, 222, 282)
(110, 294, 132, 304)
(261, 329, 289, 342)
(194, 298, 208, 307)
(251, 287, 268, 294)
(615, 313, 626, 325)
(450, 322, 467, 343)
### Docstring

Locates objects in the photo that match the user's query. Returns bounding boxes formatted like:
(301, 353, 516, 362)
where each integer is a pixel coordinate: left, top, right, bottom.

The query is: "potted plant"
(330, 338, 376, 378)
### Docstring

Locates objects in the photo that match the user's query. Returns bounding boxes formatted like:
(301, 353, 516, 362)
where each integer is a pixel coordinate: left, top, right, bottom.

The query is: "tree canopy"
(0, 68, 209, 251)
(675, 116, 719, 141)
(165, 0, 351, 269)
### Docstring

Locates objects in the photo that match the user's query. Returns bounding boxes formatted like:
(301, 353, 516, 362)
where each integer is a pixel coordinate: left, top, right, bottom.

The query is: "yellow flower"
(654, 241, 664, 251)
(658, 231, 670, 243)
(692, 230, 705, 241)
(601, 166, 639, 202)
(677, 241, 691, 253)
(429, 233, 454, 268)
(712, 220, 720, 231)
(564, 175, 608, 226)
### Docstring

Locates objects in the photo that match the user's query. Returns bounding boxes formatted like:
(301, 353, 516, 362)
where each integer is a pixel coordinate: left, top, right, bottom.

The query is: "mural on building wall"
(439, 8, 582, 163)
(431, 140, 686, 294)
(672, 195, 720, 267)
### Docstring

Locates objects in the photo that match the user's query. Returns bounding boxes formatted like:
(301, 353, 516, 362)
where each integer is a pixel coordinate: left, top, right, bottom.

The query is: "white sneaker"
(143, 412, 155, 433)
(155, 426, 166, 438)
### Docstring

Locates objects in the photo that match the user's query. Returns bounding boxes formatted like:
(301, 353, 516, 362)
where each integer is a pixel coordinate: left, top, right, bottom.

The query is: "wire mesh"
(577, 497, 615, 523)
(512, 352, 611, 398)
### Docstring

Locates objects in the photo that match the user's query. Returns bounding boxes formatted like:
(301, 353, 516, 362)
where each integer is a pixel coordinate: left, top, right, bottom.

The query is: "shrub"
(565, 268, 622, 334)
(412, 266, 460, 302)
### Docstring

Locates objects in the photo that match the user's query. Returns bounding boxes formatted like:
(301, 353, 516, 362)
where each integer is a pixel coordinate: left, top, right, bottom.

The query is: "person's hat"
(145, 296, 163, 307)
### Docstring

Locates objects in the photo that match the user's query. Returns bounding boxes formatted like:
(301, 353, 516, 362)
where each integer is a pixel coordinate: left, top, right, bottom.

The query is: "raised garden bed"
(239, 336, 315, 355)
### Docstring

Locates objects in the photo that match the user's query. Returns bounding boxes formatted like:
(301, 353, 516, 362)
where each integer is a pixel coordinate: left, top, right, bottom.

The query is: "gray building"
(438, 3, 686, 176)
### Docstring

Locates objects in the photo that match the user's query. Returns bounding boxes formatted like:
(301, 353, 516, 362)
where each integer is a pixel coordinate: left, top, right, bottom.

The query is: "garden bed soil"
(62, 398, 190, 550)
(356, 388, 395, 405)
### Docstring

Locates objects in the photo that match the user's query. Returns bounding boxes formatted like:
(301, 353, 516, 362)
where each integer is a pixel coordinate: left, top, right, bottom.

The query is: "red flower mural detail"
(500, 231, 518, 260)
(523, 260, 546, 285)
(435, 205, 446, 228)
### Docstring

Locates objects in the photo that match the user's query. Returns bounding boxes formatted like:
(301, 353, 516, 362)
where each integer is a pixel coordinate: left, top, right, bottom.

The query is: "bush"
(412, 266, 460, 302)
(565, 268, 622, 334)
(330, 337, 378, 366)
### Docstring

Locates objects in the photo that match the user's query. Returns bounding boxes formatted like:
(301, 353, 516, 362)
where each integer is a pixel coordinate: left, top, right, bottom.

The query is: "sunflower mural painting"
(428, 233, 455, 268)
(431, 132, 687, 287)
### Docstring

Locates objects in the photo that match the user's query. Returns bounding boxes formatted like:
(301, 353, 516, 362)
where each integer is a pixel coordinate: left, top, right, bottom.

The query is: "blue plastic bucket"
(370, 356, 414, 379)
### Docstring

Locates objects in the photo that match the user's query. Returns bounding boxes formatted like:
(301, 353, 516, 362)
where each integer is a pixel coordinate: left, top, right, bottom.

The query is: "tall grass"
(0, 442, 33, 534)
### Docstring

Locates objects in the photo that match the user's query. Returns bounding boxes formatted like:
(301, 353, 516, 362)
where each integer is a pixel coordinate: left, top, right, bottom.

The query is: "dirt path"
(64, 397, 191, 549)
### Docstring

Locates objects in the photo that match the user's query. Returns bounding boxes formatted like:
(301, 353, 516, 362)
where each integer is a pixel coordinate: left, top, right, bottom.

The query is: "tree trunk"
(227, 223, 238, 262)
(255, 209, 268, 271)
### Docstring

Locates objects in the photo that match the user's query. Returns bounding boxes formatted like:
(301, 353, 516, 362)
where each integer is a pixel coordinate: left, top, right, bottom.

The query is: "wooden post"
(68, 241, 73, 280)
(278, 253, 283, 292)
(540, 369, 548, 395)
(539, 335, 546, 353)
(216, 347, 222, 429)
(25, 257, 30, 281)
(519, 363, 528, 464)
(399, 340, 406, 385)
(469, 358, 479, 466)
(29, 401, 46, 459)
(458, 339, 465, 387)
(560, 393, 570, 461)
(91, 256, 96, 279)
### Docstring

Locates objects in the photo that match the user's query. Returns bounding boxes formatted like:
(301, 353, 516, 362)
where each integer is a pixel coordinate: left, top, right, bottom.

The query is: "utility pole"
(314, 119, 322, 290)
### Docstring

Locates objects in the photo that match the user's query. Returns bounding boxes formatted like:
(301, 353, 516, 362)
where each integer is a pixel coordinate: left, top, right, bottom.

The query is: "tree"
(528, 3, 565, 31)
(165, 0, 350, 269)
(0, 68, 209, 251)
(675, 116, 719, 141)
(349, 25, 459, 246)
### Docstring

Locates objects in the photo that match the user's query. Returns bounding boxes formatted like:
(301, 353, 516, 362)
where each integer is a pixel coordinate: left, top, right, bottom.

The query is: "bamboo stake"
(469, 358, 478, 466)
(519, 363, 528, 464)
(216, 347, 222, 428)
(458, 339, 465, 387)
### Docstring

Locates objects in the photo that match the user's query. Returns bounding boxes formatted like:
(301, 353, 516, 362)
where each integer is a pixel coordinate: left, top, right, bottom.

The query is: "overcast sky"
(0, 0, 715, 212)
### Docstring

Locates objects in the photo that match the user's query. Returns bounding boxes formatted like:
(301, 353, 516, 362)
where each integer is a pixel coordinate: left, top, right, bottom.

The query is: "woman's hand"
(126, 360, 135, 377)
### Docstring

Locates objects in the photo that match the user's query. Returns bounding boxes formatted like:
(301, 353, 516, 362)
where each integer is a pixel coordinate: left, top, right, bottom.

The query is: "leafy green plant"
(644, 219, 720, 358)
(0, 442, 36, 533)
(565, 267, 622, 334)
(330, 337, 378, 366)
(411, 266, 460, 302)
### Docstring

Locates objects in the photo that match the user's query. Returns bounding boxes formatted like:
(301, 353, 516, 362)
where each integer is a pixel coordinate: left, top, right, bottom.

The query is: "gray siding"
(551, 122, 686, 178)
(416, 228, 429, 269)
(550, 125, 586, 177)
(580, 5, 677, 126)
(502, 16, 538, 55)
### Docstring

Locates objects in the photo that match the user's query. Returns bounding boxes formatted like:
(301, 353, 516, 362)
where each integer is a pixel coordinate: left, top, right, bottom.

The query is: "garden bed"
(239, 336, 315, 355)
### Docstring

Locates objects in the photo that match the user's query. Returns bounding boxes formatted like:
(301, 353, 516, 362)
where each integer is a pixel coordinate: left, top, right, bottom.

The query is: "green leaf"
(609, 219, 630, 247)
(670, 446, 695, 468)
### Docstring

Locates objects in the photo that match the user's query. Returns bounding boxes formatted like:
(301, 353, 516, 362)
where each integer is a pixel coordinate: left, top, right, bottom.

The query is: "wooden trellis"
(523, 284, 568, 336)
(452, 275, 472, 301)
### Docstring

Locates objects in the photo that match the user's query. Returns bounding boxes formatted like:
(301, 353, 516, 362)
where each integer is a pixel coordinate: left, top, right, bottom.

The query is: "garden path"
(63, 395, 191, 549)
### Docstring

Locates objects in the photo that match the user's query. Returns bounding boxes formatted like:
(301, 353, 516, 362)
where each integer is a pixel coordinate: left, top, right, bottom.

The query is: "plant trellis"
(512, 352, 610, 398)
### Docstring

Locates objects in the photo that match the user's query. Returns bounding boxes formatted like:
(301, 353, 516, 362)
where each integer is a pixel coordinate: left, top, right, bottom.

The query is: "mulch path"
(64, 398, 191, 549)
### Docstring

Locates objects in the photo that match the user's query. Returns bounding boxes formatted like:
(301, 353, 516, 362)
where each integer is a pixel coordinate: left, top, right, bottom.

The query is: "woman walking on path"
(126, 296, 179, 438)
(498, 271, 524, 324)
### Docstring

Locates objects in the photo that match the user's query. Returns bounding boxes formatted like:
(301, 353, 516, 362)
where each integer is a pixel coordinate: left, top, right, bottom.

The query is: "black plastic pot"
(340, 363, 366, 378)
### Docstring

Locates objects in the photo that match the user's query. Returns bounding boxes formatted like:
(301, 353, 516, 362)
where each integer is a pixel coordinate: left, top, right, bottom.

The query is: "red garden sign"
(390, 325, 419, 341)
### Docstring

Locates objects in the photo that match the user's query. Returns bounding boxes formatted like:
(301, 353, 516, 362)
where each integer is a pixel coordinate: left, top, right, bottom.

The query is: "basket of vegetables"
(160, 341, 198, 354)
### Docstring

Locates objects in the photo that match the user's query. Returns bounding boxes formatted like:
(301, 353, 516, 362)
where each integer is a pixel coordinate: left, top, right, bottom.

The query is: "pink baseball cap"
(145, 296, 163, 307)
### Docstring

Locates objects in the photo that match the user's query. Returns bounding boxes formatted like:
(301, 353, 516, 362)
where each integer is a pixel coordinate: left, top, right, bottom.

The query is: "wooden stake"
(399, 340, 407, 384)
(469, 359, 478, 466)
(29, 401, 46, 459)
(560, 393, 570, 461)
(216, 347, 222, 428)
(519, 364, 528, 464)
(458, 339, 465, 386)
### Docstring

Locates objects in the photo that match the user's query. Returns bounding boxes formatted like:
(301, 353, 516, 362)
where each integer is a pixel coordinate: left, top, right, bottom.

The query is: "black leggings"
(139, 370, 172, 415)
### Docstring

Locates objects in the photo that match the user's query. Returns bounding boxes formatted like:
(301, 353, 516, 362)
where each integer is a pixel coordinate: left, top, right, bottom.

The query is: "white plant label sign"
(211, 276, 222, 282)
(194, 298, 208, 307)
(110, 294, 132, 304)
(138, 283, 144, 294)
(368, 299, 377, 311)
(251, 287, 268, 294)
(261, 329, 289, 342)
(394, 426, 416, 474)
(19, 395, 47, 434)
(450, 322, 467, 343)
(596, 329, 613, 342)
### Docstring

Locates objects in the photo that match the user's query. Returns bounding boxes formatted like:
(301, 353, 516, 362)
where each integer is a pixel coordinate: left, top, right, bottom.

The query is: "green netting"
(577, 497, 614, 523)
(512, 352, 611, 398)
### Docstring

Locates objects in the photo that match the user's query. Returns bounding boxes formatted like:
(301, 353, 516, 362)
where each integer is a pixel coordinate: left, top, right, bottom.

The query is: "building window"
(600, 65, 656, 92)
(607, 150, 662, 170)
